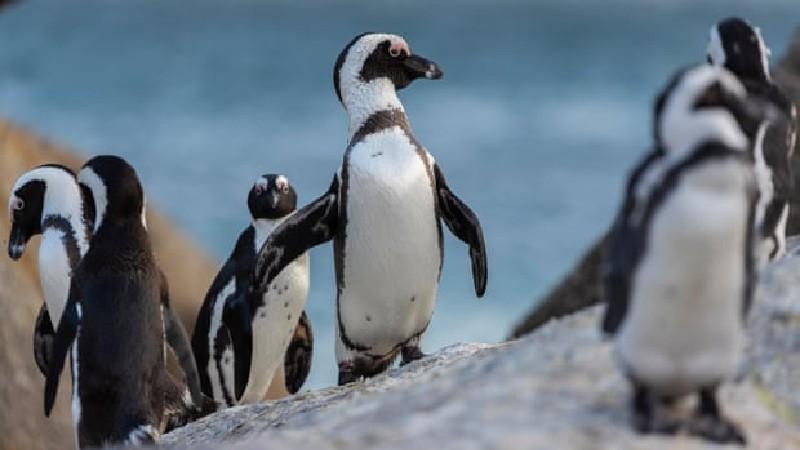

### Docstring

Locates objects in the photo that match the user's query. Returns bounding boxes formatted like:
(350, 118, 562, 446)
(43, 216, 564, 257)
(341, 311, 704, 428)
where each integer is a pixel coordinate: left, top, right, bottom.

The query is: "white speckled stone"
(147, 243, 800, 450)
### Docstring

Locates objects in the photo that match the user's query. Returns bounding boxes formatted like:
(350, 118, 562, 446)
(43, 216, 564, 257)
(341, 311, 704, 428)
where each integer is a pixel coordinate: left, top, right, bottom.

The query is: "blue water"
(0, 0, 796, 389)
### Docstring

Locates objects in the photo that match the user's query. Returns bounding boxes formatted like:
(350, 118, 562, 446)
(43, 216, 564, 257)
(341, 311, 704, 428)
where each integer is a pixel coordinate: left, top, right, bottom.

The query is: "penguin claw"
(687, 415, 747, 446)
(400, 346, 425, 366)
(633, 412, 682, 436)
(338, 361, 358, 386)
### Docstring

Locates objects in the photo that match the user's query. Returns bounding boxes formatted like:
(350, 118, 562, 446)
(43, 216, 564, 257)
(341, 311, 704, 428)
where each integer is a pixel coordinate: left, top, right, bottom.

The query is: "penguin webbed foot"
(631, 386, 681, 436)
(686, 388, 746, 445)
(337, 361, 359, 386)
(337, 357, 395, 386)
(400, 346, 425, 366)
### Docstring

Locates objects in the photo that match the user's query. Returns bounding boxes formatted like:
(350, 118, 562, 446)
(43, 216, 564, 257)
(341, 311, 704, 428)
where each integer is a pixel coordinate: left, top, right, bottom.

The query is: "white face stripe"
(660, 66, 748, 155)
(254, 175, 269, 191)
(78, 167, 108, 234)
(707, 26, 725, 66)
(753, 26, 772, 81)
(7, 194, 22, 221)
(9, 166, 90, 254)
(141, 195, 147, 229)
(339, 33, 408, 136)
(275, 175, 289, 191)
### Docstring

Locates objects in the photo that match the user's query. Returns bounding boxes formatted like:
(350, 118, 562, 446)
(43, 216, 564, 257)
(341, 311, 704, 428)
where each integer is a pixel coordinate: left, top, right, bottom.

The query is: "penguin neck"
(343, 78, 406, 139)
(727, 62, 771, 84)
(42, 183, 90, 257)
(252, 217, 287, 252)
(661, 111, 747, 158)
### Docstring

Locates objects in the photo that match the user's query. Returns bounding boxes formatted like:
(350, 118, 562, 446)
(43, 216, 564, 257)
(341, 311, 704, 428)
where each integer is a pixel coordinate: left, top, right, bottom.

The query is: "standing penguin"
(7, 165, 92, 375)
(7, 163, 206, 429)
(602, 65, 776, 445)
(44, 155, 191, 447)
(708, 17, 798, 266)
(192, 174, 313, 408)
(253, 33, 488, 385)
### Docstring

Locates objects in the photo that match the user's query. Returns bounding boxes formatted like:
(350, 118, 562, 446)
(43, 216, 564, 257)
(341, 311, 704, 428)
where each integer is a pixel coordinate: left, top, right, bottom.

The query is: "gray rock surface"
(155, 244, 800, 450)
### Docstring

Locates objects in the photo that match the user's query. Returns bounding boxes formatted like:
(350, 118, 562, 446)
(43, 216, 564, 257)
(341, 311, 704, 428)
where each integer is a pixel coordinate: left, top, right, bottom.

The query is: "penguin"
(43, 155, 194, 447)
(7, 165, 92, 375)
(252, 33, 488, 386)
(707, 17, 798, 266)
(602, 65, 779, 445)
(7, 163, 206, 430)
(192, 174, 313, 408)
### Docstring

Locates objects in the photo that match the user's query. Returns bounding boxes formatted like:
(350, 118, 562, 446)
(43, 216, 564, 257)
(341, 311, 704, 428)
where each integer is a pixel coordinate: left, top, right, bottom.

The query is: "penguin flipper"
(602, 216, 635, 335)
(221, 292, 253, 401)
(601, 151, 662, 336)
(159, 270, 205, 409)
(33, 304, 55, 377)
(433, 164, 488, 297)
(253, 175, 339, 294)
(284, 310, 313, 394)
(44, 289, 80, 416)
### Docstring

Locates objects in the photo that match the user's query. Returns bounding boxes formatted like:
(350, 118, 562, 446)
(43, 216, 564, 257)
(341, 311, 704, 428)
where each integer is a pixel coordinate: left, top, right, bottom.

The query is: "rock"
(0, 119, 218, 449)
(508, 231, 608, 339)
(152, 241, 800, 450)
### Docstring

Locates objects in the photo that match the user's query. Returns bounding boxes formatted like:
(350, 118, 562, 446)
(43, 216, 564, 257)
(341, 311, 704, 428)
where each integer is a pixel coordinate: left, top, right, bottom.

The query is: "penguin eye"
(11, 197, 24, 211)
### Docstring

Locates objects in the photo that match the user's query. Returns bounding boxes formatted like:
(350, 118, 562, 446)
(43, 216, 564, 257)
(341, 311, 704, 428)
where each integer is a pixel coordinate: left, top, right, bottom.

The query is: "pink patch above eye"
(389, 41, 409, 57)
(276, 177, 289, 191)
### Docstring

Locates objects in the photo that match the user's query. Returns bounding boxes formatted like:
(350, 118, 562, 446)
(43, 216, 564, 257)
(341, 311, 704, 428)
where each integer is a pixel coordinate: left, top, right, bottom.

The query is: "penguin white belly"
(340, 129, 440, 355)
(240, 253, 309, 403)
(38, 230, 72, 326)
(618, 161, 749, 396)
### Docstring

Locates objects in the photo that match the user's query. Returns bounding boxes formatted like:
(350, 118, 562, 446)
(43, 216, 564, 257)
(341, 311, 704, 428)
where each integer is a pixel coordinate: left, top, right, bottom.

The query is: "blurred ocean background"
(0, 0, 796, 389)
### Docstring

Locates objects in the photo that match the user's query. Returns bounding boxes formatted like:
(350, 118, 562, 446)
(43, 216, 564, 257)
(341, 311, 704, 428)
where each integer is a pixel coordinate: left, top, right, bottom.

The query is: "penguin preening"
(7, 165, 92, 375)
(43, 156, 203, 448)
(8, 162, 207, 435)
(192, 174, 313, 408)
(253, 33, 488, 386)
(708, 17, 798, 266)
(602, 65, 779, 445)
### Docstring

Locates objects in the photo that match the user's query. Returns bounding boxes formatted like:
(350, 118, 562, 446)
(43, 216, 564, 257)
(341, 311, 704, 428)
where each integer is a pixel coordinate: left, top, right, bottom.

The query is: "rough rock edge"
(151, 244, 800, 450)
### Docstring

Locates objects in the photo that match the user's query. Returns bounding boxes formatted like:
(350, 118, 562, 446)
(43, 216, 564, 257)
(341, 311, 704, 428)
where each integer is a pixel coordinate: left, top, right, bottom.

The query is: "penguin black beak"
(270, 191, 279, 209)
(403, 54, 443, 80)
(8, 223, 28, 260)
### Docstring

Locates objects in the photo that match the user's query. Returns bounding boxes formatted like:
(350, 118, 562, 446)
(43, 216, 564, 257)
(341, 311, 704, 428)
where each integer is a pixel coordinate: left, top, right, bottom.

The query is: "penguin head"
(247, 174, 297, 220)
(653, 65, 777, 154)
(78, 155, 145, 232)
(707, 17, 771, 82)
(7, 165, 79, 260)
(333, 32, 443, 105)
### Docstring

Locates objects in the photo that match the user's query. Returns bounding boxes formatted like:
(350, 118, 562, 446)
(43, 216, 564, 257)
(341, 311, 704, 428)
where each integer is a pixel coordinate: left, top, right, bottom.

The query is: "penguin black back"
(45, 156, 171, 447)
